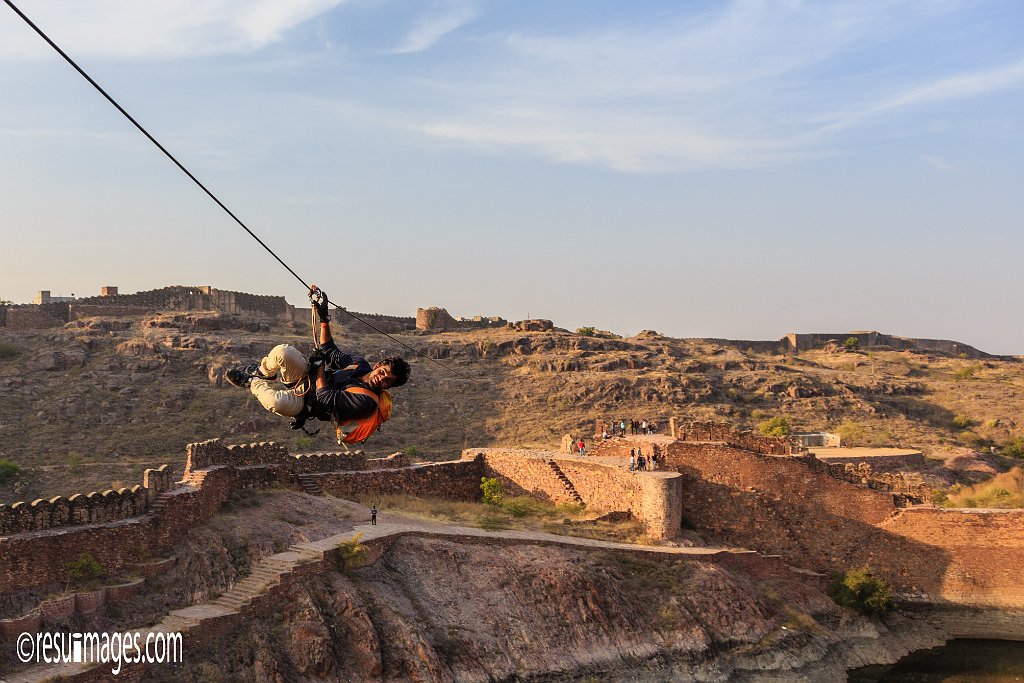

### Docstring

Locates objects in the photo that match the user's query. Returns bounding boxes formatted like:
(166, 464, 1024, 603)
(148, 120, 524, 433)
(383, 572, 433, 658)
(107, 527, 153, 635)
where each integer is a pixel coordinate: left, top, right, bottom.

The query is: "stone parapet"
(0, 480, 162, 536)
(315, 460, 483, 501)
(670, 419, 803, 455)
(469, 448, 682, 540)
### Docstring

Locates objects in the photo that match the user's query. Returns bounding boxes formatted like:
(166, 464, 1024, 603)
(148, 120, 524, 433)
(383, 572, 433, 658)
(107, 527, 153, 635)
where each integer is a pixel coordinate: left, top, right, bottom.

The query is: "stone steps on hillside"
(546, 460, 585, 506)
(296, 473, 324, 496)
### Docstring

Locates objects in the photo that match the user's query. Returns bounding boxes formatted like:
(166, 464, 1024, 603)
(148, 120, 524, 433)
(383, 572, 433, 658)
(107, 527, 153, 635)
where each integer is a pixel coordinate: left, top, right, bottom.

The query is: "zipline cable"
(4, 0, 478, 381)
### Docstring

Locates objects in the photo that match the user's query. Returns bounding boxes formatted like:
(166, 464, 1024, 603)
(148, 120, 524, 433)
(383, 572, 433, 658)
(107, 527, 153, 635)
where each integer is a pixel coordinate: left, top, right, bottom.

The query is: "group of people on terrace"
(600, 418, 660, 439)
(629, 446, 659, 471)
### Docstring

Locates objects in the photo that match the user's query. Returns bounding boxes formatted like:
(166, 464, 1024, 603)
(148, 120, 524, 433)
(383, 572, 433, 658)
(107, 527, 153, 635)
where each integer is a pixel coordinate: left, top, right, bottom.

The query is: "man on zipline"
(225, 286, 410, 444)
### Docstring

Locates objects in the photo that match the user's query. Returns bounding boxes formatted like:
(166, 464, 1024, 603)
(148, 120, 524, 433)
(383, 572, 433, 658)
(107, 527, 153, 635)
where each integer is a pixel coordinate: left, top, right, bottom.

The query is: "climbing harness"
(284, 285, 392, 445)
(3, 0, 478, 383)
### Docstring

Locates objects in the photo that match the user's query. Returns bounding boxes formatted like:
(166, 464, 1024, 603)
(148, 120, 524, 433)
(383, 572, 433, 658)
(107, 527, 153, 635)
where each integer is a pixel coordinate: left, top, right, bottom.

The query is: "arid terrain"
(0, 489, 951, 682)
(1, 311, 1021, 503)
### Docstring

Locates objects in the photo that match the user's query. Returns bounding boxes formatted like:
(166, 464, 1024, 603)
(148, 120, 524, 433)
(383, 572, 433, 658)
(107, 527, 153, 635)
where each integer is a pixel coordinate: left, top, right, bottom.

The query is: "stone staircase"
(209, 550, 313, 612)
(296, 473, 324, 496)
(148, 491, 175, 515)
(547, 460, 585, 506)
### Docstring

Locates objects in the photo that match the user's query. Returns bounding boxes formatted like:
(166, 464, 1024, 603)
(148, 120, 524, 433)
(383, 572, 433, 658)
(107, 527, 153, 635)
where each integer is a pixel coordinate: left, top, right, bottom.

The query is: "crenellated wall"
(0, 441, 431, 592)
(0, 465, 175, 535)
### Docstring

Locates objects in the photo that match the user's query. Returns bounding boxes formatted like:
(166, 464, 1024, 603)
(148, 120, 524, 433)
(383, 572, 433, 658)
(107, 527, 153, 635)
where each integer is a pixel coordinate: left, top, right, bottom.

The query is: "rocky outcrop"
(172, 536, 853, 682)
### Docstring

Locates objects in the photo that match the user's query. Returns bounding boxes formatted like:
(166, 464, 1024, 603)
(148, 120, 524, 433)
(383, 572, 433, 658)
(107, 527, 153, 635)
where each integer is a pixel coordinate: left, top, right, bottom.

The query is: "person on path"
(370, 505, 377, 526)
(629, 451, 636, 472)
(578, 439, 586, 456)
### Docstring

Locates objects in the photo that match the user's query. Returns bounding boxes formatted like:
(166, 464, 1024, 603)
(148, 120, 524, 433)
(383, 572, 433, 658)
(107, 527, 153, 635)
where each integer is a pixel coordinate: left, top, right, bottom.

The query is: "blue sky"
(1, 0, 1021, 354)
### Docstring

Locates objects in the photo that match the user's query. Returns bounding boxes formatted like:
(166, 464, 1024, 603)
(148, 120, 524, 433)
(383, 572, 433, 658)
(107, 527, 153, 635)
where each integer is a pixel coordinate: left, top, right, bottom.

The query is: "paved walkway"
(4, 515, 753, 682)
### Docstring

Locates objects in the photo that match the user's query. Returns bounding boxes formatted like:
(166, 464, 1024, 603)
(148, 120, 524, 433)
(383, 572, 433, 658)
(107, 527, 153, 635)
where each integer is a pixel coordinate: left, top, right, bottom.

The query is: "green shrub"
(954, 366, 977, 380)
(951, 414, 974, 430)
(1003, 436, 1024, 459)
(294, 436, 315, 450)
(63, 552, 105, 589)
(0, 343, 19, 360)
(480, 477, 503, 505)
(503, 497, 534, 518)
(844, 337, 860, 351)
(835, 420, 867, 447)
(336, 533, 367, 572)
(956, 430, 983, 447)
(477, 511, 507, 531)
(828, 568, 893, 615)
(0, 459, 21, 485)
(404, 446, 418, 457)
(758, 416, 791, 438)
(576, 326, 596, 337)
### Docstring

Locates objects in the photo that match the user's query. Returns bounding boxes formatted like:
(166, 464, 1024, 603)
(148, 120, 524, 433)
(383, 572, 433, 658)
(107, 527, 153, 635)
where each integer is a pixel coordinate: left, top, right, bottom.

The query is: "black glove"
(310, 286, 331, 322)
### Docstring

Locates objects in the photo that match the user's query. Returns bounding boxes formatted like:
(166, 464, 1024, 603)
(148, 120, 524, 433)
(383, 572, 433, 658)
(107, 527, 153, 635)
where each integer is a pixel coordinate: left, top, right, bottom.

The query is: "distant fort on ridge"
(0, 284, 999, 359)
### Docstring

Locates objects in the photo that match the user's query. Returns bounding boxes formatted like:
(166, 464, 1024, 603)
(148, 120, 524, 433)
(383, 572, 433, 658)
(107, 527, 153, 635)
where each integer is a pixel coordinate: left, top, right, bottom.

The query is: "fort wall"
(0, 465, 175, 535)
(669, 419, 803, 455)
(3, 306, 63, 330)
(0, 286, 292, 330)
(470, 449, 682, 539)
(662, 440, 1024, 606)
(328, 309, 417, 333)
(314, 460, 483, 500)
(0, 441, 428, 592)
(785, 331, 994, 358)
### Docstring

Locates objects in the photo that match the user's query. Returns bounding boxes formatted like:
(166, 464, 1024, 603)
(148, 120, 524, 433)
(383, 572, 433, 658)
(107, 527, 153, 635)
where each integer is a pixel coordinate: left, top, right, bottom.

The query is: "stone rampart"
(0, 443, 454, 592)
(291, 450, 411, 474)
(184, 440, 289, 474)
(3, 305, 63, 330)
(669, 419, 803, 455)
(470, 449, 682, 539)
(812, 459, 929, 501)
(785, 331, 995, 358)
(0, 465, 174, 535)
(882, 508, 1024, 606)
(416, 306, 507, 332)
(69, 304, 153, 320)
(329, 310, 417, 333)
(663, 439, 1024, 605)
(2, 286, 294, 330)
(314, 459, 483, 500)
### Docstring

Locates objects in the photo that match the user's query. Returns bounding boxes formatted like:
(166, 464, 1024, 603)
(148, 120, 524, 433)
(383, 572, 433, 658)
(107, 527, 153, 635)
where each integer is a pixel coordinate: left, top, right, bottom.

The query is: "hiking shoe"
(225, 364, 263, 388)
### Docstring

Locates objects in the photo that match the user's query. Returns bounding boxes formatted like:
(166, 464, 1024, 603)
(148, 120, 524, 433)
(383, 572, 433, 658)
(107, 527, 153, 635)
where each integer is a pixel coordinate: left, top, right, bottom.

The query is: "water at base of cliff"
(848, 639, 1024, 682)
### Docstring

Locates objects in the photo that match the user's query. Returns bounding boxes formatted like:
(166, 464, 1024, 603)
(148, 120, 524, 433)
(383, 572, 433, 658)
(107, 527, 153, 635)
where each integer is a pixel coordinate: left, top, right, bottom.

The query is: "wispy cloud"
(390, 1, 477, 55)
(395, 0, 1019, 172)
(0, 0, 348, 58)
(811, 58, 1024, 136)
(921, 155, 956, 172)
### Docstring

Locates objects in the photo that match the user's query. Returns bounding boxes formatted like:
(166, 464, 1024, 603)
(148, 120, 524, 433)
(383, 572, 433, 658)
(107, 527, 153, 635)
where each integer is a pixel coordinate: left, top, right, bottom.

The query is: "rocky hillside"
(0, 489, 947, 681)
(1, 312, 1022, 502)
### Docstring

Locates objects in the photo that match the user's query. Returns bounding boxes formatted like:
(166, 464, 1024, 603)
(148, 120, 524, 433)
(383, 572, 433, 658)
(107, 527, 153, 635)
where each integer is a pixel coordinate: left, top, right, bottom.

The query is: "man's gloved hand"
(309, 285, 331, 322)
